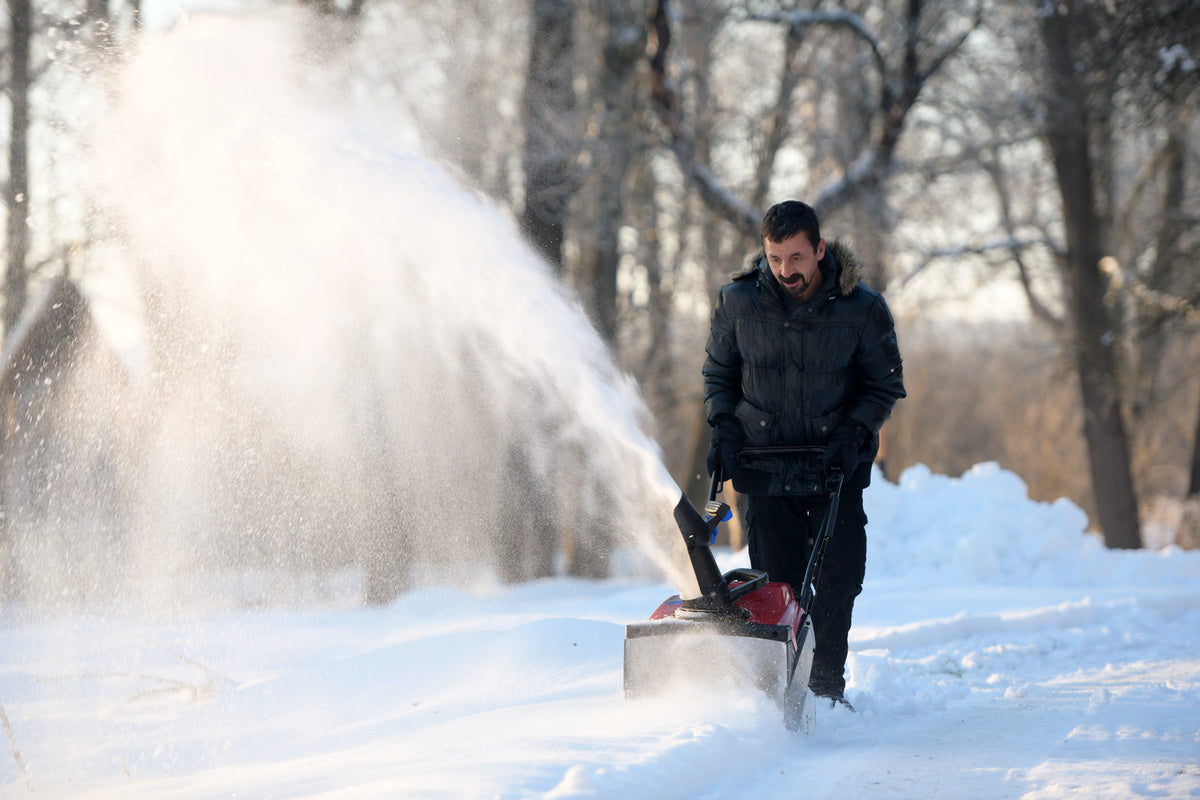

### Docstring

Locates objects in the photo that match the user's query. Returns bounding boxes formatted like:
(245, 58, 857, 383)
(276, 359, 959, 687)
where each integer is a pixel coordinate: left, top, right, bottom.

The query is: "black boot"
(809, 667, 855, 711)
(829, 694, 855, 712)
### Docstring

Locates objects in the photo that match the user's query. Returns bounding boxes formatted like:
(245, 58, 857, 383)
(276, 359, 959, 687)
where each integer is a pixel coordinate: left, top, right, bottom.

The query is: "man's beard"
(780, 273, 809, 298)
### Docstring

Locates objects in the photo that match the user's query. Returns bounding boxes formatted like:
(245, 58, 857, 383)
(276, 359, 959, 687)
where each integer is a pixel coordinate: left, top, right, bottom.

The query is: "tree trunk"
(521, 0, 576, 273)
(1184, 385, 1200, 549)
(582, 3, 642, 343)
(750, 22, 805, 209)
(3, 0, 31, 339)
(1040, 5, 1142, 549)
(1189, 394, 1200, 497)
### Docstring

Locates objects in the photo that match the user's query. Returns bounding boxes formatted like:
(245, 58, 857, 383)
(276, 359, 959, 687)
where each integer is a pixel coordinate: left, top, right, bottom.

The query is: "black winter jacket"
(703, 240, 905, 495)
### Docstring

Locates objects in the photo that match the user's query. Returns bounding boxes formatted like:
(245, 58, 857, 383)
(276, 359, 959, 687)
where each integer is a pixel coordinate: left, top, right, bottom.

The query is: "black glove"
(824, 421, 868, 479)
(706, 417, 743, 479)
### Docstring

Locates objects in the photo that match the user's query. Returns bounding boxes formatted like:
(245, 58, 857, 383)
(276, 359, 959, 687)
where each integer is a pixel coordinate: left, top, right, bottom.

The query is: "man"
(702, 200, 905, 706)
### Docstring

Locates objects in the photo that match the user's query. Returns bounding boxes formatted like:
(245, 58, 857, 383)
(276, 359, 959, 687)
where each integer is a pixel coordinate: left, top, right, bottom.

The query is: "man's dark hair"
(761, 201, 821, 250)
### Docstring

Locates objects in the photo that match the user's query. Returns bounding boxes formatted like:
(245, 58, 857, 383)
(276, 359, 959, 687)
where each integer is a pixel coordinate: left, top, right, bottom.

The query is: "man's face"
(765, 232, 825, 301)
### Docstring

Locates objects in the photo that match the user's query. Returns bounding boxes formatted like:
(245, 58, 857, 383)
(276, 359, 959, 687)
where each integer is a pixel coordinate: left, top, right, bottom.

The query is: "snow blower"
(623, 447, 842, 731)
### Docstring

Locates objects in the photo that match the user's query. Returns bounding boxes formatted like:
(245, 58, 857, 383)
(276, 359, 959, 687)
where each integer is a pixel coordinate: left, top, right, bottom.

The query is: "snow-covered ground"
(2, 462, 1197, 799)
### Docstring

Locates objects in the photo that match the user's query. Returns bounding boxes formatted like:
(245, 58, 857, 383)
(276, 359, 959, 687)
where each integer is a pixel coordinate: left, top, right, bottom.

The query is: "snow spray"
(8, 11, 697, 608)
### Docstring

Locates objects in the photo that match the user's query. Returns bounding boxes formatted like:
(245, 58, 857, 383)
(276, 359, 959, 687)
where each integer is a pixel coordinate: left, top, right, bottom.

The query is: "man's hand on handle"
(706, 416, 743, 479)
(824, 421, 868, 479)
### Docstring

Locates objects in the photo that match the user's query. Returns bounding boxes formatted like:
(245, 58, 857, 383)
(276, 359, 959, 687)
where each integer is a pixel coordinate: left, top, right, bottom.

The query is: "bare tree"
(1035, 2, 1141, 548)
(574, 0, 647, 343)
(2, 0, 143, 339)
(648, 0, 981, 245)
(1026, 0, 1199, 548)
(2, 0, 31, 339)
(522, 0, 579, 272)
(647, 0, 760, 237)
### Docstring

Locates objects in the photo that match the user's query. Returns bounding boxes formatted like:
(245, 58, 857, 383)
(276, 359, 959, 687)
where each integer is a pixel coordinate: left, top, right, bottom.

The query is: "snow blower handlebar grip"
(736, 445, 827, 456)
(708, 464, 724, 503)
(704, 466, 732, 546)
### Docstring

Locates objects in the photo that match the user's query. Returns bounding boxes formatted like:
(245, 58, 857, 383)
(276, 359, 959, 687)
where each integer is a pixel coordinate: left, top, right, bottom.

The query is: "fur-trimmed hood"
(826, 239, 862, 296)
(737, 237, 863, 298)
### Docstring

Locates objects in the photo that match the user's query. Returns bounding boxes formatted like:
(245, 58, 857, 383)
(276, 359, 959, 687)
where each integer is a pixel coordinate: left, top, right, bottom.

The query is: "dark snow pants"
(744, 489, 867, 698)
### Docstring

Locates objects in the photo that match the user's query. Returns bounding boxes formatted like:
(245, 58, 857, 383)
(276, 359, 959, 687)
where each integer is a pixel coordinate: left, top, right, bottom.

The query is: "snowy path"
(1, 573, 1197, 800)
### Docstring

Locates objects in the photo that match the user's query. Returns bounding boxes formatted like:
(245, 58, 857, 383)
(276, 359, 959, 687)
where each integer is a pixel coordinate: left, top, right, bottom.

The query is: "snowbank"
(866, 462, 1195, 587)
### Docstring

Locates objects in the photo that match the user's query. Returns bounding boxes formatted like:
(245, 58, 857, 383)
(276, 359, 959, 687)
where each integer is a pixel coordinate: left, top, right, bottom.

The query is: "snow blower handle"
(673, 490, 734, 610)
(798, 467, 844, 614)
(708, 465, 724, 503)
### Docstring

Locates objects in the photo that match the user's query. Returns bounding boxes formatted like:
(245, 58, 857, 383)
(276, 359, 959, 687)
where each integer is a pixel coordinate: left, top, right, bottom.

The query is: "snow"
(2, 463, 1198, 799)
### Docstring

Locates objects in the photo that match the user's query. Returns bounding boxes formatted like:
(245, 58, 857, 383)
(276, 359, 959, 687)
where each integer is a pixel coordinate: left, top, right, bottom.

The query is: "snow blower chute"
(623, 447, 842, 731)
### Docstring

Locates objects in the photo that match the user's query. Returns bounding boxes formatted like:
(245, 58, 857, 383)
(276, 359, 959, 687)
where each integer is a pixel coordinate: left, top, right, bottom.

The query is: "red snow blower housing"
(623, 447, 842, 731)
